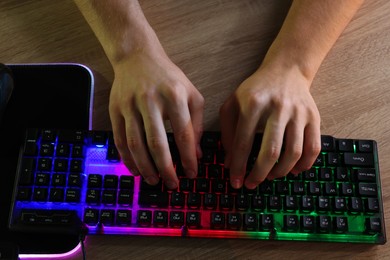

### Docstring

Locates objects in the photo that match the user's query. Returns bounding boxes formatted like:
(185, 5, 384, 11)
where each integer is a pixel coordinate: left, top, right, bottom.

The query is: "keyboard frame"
(8, 129, 387, 245)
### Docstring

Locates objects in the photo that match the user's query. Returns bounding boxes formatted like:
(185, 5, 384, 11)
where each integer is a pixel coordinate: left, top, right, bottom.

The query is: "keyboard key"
(321, 135, 335, 152)
(358, 140, 374, 153)
(84, 208, 99, 226)
(139, 191, 169, 208)
(365, 217, 381, 233)
(334, 217, 348, 233)
(153, 211, 168, 227)
(170, 211, 185, 227)
(137, 210, 152, 227)
(117, 210, 132, 226)
(358, 183, 378, 197)
(344, 153, 374, 167)
(186, 212, 201, 229)
(210, 212, 225, 229)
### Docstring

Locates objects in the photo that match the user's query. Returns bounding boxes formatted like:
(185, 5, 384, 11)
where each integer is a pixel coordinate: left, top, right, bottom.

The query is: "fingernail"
(245, 182, 257, 190)
(165, 180, 178, 190)
(145, 176, 159, 185)
(231, 179, 242, 189)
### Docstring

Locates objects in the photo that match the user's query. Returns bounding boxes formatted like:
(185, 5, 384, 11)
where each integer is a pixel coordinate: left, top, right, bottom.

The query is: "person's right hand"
(109, 47, 204, 190)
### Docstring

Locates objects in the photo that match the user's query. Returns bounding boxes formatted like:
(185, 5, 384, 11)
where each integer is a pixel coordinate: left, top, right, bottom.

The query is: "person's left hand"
(220, 66, 322, 190)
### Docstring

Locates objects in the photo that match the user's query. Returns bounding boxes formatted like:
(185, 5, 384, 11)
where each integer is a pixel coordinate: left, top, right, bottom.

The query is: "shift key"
(344, 153, 374, 166)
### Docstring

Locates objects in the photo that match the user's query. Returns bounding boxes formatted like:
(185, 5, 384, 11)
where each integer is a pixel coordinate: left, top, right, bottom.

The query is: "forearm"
(261, 0, 364, 82)
(73, 0, 163, 65)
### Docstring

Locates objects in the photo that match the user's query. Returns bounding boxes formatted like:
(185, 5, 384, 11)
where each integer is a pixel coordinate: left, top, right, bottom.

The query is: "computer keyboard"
(8, 128, 386, 244)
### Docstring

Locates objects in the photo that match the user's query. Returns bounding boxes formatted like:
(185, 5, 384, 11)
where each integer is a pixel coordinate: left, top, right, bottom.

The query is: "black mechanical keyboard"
(8, 128, 386, 244)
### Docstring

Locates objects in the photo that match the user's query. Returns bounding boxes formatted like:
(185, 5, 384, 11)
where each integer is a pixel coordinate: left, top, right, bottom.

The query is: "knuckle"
(175, 130, 193, 145)
(270, 96, 285, 110)
(240, 94, 262, 114)
(165, 83, 184, 102)
(310, 141, 322, 156)
(289, 145, 303, 161)
(126, 136, 141, 151)
(147, 136, 165, 151)
(263, 145, 281, 161)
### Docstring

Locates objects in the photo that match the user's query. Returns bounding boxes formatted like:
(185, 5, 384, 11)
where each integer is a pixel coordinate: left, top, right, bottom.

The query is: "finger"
(141, 106, 179, 189)
(109, 106, 139, 175)
(268, 120, 304, 179)
(245, 112, 288, 189)
(169, 104, 198, 179)
(228, 110, 260, 189)
(219, 95, 238, 168)
(124, 112, 161, 185)
(291, 122, 321, 173)
(188, 91, 204, 159)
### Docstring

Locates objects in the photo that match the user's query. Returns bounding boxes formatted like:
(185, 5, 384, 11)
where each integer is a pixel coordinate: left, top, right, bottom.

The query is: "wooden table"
(1, 1, 389, 259)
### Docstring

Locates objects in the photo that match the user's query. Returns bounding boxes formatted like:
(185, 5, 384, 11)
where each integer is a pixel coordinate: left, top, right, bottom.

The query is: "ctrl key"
(365, 217, 382, 234)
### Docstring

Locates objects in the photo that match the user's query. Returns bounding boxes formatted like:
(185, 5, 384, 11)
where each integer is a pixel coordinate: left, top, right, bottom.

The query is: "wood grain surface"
(1, 0, 389, 259)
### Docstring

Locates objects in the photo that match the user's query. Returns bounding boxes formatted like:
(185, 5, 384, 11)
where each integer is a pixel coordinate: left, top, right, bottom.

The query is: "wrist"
(257, 55, 314, 90)
(260, 43, 321, 84)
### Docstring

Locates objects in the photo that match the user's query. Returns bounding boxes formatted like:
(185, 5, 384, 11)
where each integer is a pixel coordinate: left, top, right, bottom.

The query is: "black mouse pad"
(0, 63, 93, 255)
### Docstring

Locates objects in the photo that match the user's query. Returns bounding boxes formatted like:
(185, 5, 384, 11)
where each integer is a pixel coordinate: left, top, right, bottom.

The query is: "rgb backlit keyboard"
(8, 128, 386, 244)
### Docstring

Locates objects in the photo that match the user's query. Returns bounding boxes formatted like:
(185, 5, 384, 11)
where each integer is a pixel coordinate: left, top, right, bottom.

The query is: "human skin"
(74, 0, 364, 189)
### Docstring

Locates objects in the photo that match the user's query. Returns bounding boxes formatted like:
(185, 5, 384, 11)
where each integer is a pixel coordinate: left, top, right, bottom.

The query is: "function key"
(321, 135, 335, 152)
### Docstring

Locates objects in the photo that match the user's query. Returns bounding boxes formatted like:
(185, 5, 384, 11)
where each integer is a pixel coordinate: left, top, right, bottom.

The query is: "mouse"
(0, 63, 14, 121)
